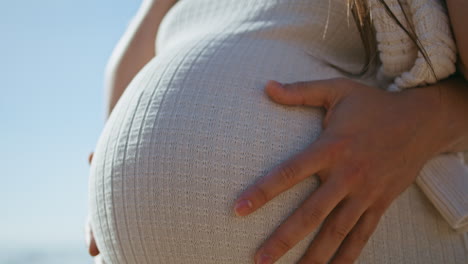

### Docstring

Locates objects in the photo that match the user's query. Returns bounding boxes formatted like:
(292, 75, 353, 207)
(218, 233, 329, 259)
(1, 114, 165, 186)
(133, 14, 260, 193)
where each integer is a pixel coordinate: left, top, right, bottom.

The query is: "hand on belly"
(235, 78, 439, 264)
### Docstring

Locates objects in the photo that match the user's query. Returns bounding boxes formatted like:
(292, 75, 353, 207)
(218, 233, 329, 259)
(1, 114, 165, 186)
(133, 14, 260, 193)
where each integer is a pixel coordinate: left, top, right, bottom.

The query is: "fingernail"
(234, 199, 253, 216)
(268, 80, 283, 89)
(257, 254, 273, 264)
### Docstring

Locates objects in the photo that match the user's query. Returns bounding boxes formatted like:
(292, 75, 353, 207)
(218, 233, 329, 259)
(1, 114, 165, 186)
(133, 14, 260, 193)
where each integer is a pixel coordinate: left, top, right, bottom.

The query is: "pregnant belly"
(89, 37, 345, 264)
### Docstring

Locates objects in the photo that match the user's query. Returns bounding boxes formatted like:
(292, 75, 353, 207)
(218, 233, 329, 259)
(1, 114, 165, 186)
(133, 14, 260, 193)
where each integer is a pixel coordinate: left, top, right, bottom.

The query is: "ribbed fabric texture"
(89, 0, 468, 263)
(416, 154, 468, 232)
(370, 0, 468, 232)
(370, 0, 456, 90)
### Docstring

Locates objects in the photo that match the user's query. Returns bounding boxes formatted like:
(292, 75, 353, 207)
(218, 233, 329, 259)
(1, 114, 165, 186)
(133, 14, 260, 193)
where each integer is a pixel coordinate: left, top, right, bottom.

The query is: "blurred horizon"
(1, 0, 142, 262)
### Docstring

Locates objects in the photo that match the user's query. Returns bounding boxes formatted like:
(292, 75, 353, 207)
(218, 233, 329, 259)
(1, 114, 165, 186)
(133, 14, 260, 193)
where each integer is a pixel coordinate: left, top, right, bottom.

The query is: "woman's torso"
(89, 0, 467, 263)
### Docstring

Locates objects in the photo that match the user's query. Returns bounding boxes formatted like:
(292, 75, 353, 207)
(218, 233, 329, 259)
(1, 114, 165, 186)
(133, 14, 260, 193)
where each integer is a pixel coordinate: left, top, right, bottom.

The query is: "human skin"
(104, 0, 178, 117)
(234, 77, 468, 264)
(234, 3, 468, 264)
(90, 0, 468, 263)
(446, 0, 468, 78)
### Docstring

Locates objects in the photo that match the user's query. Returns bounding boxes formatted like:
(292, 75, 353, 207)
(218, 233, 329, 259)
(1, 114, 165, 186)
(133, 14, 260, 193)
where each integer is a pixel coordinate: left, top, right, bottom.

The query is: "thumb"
(265, 78, 348, 109)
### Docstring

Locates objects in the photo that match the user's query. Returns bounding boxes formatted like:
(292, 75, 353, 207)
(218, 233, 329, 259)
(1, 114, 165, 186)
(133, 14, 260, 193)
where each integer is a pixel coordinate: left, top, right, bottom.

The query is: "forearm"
(105, 0, 177, 117)
(437, 76, 468, 153)
(446, 0, 468, 78)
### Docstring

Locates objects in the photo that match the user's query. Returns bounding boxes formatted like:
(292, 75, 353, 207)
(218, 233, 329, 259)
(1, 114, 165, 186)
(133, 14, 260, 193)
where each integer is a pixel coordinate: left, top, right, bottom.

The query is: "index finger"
(255, 177, 348, 264)
(234, 140, 330, 216)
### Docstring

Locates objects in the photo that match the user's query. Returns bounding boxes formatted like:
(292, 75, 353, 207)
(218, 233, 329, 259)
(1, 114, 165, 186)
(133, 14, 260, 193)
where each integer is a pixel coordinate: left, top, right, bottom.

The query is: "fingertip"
(265, 80, 283, 89)
(234, 199, 253, 217)
(265, 80, 287, 102)
(255, 253, 274, 264)
(265, 80, 283, 96)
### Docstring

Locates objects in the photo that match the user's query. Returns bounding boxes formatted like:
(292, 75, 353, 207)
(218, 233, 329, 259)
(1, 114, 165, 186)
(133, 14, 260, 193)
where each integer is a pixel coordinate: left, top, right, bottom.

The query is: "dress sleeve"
(416, 153, 468, 232)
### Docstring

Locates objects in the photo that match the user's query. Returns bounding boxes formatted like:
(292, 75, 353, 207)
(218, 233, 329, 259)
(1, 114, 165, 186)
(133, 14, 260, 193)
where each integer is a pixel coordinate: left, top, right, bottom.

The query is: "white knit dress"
(89, 0, 468, 263)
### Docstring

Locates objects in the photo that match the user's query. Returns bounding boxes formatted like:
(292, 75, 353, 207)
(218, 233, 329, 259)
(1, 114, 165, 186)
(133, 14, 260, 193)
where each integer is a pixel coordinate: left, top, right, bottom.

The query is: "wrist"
(397, 84, 448, 161)
(436, 77, 468, 153)
(401, 77, 468, 156)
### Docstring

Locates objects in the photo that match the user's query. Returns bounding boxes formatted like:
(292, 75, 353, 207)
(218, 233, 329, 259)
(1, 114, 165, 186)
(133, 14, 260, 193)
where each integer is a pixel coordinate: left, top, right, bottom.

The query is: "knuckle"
(323, 136, 351, 162)
(277, 163, 299, 186)
(329, 224, 350, 241)
(251, 184, 270, 205)
(343, 163, 367, 185)
(272, 235, 293, 253)
(300, 206, 325, 227)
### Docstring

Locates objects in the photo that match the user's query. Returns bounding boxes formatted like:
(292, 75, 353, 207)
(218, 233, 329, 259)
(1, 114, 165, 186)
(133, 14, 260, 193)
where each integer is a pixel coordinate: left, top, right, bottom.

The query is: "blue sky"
(1, 0, 141, 255)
